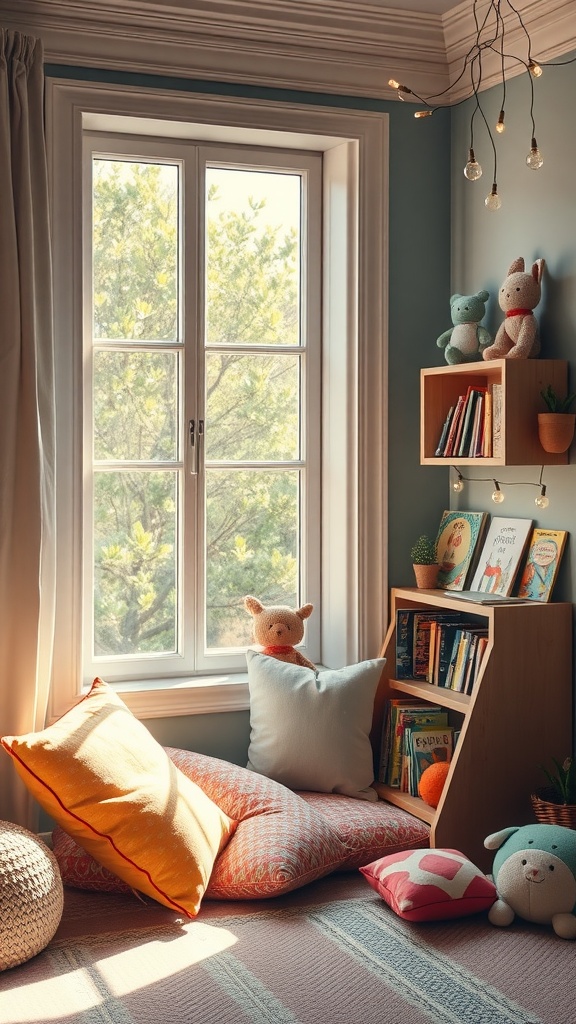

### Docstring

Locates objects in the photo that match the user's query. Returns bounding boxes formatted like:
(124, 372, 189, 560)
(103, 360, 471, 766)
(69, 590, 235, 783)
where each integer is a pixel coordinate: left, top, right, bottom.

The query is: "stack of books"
(395, 608, 489, 695)
(434, 382, 502, 458)
(378, 697, 455, 796)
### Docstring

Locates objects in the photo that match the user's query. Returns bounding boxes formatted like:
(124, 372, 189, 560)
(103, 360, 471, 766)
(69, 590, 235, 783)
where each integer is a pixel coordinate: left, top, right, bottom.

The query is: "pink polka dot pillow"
(359, 848, 497, 922)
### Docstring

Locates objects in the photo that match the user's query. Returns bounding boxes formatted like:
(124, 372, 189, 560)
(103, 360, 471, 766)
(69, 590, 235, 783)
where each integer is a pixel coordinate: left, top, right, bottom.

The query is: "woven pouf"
(0, 820, 64, 971)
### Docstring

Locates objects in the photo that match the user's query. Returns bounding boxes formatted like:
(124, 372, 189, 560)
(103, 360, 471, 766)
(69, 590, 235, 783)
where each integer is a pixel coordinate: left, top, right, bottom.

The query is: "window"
(83, 136, 321, 682)
(47, 80, 388, 720)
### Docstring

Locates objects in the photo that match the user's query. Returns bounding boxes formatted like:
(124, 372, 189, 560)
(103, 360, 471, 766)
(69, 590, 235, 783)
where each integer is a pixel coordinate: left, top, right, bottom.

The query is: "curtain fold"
(0, 30, 56, 828)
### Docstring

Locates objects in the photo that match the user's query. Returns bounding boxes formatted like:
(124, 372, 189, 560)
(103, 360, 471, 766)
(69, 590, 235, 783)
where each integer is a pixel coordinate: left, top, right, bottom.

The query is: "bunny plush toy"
(483, 256, 545, 360)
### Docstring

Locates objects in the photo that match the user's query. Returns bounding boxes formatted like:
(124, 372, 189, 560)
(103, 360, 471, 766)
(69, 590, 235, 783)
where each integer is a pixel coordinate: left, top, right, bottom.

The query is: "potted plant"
(410, 535, 440, 589)
(538, 384, 576, 454)
(531, 756, 576, 828)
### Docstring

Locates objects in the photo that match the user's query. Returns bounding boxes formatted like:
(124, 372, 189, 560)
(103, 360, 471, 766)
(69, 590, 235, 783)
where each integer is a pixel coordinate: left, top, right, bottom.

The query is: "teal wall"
(450, 54, 576, 744)
(45, 64, 452, 762)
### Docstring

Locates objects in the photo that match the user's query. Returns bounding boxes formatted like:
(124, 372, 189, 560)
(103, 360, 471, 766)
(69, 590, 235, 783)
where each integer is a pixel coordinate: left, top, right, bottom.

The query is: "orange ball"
(418, 760, 450, 808)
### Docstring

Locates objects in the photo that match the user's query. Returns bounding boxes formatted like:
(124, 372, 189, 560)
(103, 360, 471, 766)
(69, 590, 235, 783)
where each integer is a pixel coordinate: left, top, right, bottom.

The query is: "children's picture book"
(468, 517, 533, 596)
(378, 698, 428, 784)
(409, 726, 454, 796)
(434, 510, 489, 591)
(517, 528, 568, 602)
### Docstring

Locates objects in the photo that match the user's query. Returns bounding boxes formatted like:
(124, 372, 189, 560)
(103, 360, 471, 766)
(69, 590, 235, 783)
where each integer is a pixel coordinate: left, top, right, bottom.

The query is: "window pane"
(93, 159, 179, 342)
(93, 471, 177, 656)
(94, 350, 178, 461)
(205, 168, 300, 346)
(205, 352, 299, 461)
(205, 469, 299, 649)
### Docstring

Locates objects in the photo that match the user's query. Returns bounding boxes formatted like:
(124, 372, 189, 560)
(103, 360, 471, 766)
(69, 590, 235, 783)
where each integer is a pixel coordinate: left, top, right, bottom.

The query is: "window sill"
(105, 673, 250, 720)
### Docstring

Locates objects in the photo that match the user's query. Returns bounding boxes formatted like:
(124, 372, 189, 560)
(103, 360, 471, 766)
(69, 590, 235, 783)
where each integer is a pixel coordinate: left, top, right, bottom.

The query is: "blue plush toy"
(437, 290, 491, 364)
(485, 823, 576, 939)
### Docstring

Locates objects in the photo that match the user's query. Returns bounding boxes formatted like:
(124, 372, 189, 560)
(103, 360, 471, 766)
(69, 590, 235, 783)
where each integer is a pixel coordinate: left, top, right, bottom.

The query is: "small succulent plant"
(540, 384, 576, 414)
(410, 535, 438, 565)
(539, 757, 576, 805)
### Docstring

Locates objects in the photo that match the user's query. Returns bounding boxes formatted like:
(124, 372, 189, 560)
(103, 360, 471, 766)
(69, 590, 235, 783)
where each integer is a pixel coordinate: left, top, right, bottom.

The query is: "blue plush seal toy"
(485, 823, 576, 939)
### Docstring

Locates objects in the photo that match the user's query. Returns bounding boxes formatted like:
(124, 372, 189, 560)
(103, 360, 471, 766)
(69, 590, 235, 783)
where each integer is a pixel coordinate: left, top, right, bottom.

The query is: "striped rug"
(1, 875, 573, 1024)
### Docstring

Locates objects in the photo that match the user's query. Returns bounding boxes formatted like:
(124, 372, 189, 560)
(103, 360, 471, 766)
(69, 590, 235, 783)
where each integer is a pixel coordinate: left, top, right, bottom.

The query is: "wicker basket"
(531, 789, 576, 829)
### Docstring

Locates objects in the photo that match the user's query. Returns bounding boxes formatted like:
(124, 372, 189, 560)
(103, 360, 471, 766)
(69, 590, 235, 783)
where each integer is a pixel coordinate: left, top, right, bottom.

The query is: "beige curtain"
(0, 30, 56, 828)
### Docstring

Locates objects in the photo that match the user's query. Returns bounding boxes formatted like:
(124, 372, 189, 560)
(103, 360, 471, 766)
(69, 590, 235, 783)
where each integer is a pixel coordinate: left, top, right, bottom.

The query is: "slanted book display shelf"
(421, 358, 569, 466)
(372, 588, 572, 873)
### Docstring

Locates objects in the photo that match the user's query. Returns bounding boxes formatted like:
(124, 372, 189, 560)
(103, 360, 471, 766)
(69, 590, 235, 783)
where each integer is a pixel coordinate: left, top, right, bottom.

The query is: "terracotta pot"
(413, 563, 440, 589)
(537, 412, 576, 454)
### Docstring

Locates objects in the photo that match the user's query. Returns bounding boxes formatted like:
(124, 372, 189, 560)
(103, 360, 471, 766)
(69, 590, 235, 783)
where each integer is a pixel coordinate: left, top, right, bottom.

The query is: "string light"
(451, 466, 551, 508)
(492, 480, 505, 503)
(387, 0, 558, 209)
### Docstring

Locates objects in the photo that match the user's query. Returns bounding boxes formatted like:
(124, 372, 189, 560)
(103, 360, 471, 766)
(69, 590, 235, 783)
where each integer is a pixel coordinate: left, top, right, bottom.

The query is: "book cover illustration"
(434, 510, 489, 591)
(469, 516, 533, 596)
(517, 528, 568, 602)
(409, 726, 454, 796)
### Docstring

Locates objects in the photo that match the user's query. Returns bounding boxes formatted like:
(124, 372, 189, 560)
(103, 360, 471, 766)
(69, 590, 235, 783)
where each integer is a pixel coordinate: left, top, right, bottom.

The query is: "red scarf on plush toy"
(506, 308, 532, 317)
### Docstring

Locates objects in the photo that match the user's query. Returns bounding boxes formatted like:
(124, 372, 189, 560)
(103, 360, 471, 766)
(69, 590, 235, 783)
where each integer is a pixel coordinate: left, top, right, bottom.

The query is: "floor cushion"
(54, 748, 349, 901)
(53, 748, 431, 902)
(297, 791, 430, 869)
(2, 680, 235, 919)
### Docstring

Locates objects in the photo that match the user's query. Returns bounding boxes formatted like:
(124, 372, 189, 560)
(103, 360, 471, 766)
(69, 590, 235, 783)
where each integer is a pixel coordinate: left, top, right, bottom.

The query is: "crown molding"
(1, 0, 574, 101)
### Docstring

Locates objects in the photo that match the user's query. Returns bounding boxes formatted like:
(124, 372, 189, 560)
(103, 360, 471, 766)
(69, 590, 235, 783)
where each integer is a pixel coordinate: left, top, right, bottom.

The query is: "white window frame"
(46, 79, 389, 722)
(82, 135, 322, 681)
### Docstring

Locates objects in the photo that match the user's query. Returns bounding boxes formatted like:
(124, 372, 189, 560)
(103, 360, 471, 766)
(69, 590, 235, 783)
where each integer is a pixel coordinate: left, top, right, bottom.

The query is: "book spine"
(435, 405, 455, 457)
(443, 396, 465, 458)
(491, 382, 503, 458)
(482, 391, 492, 457)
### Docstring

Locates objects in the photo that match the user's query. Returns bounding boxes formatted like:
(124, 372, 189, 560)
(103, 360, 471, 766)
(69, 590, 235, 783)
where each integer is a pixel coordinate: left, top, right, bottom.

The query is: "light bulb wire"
(451, 465, 546, 491)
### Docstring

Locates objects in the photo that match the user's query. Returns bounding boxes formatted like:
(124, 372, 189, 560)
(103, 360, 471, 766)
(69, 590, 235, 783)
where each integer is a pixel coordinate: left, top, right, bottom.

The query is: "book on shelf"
(443, 396, 466, 458)
(382, 704, 446, 788)
(468, 516, 533, 596)
(465, 634, 489, 695)
(409, 726, 454, 797)
(435, 404, 455, 457)
(431, 617, 483, 687)
(446, 626, 489, 692)
(516, 528, 568, 602)
(470, 393, 485, 457)
(482, 390, 492, 457)
(435, 509, 489, 591)
(395, 609, 470, 680)
(457, 387, 487, 458)
(490, 381, 503, 458)
(445, 590, 533, 605)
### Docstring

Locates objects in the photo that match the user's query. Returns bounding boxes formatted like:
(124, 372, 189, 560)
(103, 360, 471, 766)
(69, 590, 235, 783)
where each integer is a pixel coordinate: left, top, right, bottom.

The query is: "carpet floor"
(1, 874, 574, 1024)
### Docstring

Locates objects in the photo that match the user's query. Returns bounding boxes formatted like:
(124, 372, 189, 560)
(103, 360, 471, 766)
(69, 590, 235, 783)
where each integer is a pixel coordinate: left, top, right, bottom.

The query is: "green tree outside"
(92, 159, 303, 656)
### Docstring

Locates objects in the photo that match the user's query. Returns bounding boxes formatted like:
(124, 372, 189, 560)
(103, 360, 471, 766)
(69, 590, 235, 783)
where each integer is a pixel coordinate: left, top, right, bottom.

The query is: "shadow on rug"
(1, 874, 573, 1024)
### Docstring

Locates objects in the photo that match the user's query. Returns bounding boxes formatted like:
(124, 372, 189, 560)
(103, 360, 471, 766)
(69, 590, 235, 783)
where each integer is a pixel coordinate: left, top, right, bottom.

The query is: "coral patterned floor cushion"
(360, 848, 497, 922)
(297, 791, 430, 870)
(54, 748, 348, 901)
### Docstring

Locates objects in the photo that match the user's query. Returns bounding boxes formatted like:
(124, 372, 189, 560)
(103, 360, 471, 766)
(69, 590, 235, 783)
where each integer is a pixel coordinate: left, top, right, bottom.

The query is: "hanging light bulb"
(496, 110, 506, 134)
(452, 470, 464, 493)
(414, 109, 433, 118)
(528, 59, 543, 78)
(388, 79, 412, 101)
(491, 481, 505, 503)
(464, 148, 482, 180)
(535, 485, 550, 509)
(526, 137, 544, 169)
(485, 184, 502, 211)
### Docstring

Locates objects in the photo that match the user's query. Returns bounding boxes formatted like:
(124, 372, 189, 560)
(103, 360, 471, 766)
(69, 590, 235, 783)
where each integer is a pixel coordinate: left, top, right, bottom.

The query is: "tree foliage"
(92, 160, 302, 656)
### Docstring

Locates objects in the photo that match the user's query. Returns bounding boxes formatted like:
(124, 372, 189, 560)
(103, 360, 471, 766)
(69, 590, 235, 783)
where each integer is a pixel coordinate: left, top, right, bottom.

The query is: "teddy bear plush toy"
(484, 823, 576, 939)
(437, 290, 491, 364)
(244, 595, 316, 670)
(482, 256, 545, 360)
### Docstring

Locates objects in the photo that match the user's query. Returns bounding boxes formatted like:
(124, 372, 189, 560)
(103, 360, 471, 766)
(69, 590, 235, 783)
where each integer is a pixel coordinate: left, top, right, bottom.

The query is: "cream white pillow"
(245, 651, 385, 801)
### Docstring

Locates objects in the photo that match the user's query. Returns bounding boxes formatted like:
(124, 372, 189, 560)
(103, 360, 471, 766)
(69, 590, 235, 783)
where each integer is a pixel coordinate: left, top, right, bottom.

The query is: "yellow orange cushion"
(1, 678, 236, 918)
